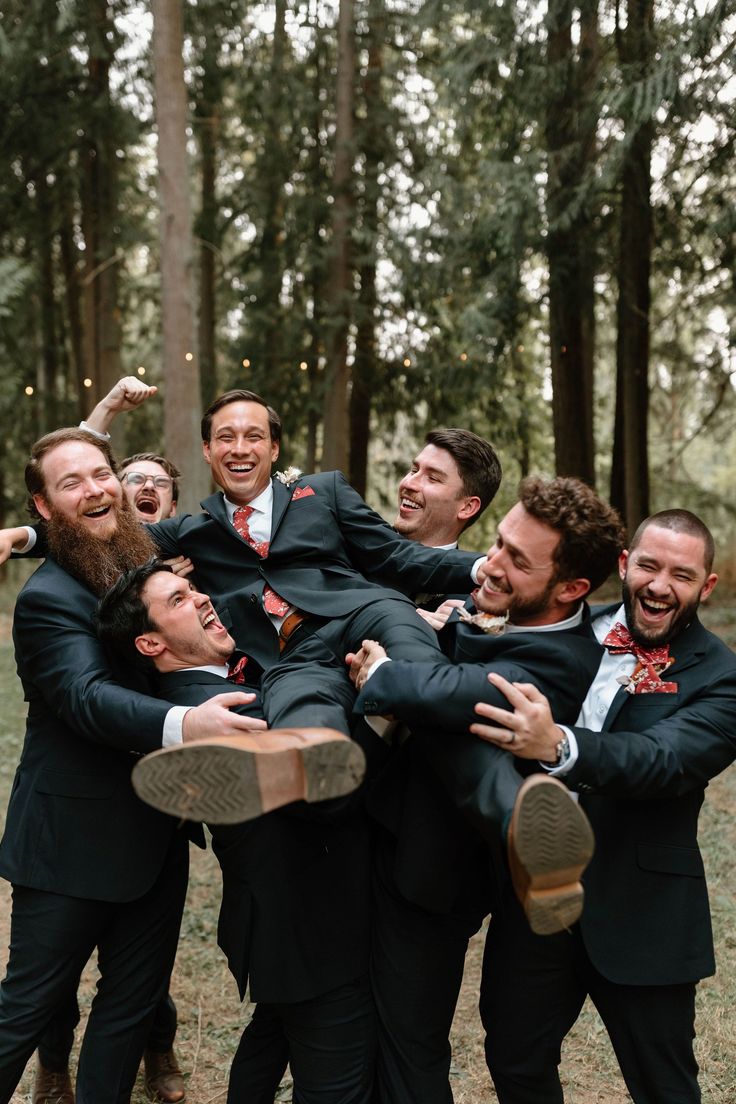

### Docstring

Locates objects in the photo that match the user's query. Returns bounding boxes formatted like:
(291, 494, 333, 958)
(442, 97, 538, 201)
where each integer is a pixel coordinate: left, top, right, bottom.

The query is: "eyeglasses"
(121, 471, 173, 491)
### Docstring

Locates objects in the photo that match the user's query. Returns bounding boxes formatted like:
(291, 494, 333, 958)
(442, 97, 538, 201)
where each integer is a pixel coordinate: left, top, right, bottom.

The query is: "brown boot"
(33, 1060, 74, 1104)
(143, 1048, 186, 1103)
(508, 775, 595, 935)
(131, 727, 366, 824)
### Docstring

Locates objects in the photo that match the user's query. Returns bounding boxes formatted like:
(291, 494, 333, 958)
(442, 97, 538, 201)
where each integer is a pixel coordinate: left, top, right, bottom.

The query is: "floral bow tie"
(602, 622, 677, 694)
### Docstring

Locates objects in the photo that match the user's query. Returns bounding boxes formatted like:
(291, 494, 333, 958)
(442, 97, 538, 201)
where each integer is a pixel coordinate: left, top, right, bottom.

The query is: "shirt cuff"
(364, 655, 391, 681)
(540, 727, 579, 776)
(470, 556, 485, 583)
(79, 420, 111, 441)
(162, 706, 190, 747)
(14, 526, 37, 554)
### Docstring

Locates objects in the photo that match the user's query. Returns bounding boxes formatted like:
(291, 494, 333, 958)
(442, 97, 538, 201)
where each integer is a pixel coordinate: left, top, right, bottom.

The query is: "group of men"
(0, 376, 733, 1104)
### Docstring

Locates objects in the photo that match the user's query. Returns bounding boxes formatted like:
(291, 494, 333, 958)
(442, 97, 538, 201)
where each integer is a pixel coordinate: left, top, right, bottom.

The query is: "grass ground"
(0, 565, 734, 1101)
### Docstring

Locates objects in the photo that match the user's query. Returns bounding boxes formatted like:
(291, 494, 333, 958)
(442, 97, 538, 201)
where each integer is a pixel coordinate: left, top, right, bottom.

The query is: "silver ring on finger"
(508, 731, 516, 746)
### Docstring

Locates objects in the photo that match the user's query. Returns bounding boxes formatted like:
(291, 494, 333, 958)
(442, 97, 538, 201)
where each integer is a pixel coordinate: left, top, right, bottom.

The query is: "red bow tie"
(227, 654, 250, 685)
(602, 622, 677, 694)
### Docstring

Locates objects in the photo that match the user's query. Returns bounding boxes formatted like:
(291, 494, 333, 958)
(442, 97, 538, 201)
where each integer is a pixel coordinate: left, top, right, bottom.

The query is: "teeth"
(401, 499, 420, 510)
(229, 464, 254, 473)
(84, 505, 109, 517)
(642, 598, 670, 611)
(203, 612, 215, 627)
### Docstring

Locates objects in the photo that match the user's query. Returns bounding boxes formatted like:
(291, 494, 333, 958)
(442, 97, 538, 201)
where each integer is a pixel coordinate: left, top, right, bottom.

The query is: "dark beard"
(622, 578, 699, 648)
(45, 500, 157, 597)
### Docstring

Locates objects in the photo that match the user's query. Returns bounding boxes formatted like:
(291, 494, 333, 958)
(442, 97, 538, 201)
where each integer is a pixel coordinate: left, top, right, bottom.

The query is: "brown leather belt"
(278, 610, 310, 652)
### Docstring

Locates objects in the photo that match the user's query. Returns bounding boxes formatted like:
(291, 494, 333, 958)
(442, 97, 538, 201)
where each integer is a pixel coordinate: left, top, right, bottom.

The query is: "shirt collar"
(506, 604, 585, 634)
(223, 481, 274, 524)
(592, 603, 627, 644)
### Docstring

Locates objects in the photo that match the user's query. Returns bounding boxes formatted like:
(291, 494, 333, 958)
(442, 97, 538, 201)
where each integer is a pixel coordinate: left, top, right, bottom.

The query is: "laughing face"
(120, 459, 176, 523)
(474, 502, 565, 625)
(202, 400, 279, 506)
(620, 524, 717, 647)
(394, 443, 479, 547)
(138, 571, 235, 669)
(33, 439, 124, 540)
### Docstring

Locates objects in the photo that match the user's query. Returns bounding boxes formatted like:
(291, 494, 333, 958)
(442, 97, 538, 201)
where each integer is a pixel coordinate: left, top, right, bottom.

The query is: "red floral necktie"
(233, 505, 291, 618)
(602, 621, 677, 694)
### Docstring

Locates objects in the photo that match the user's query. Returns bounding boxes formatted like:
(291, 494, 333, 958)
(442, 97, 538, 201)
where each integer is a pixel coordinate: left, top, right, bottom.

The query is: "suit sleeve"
(329, 472, 478, 595)
(567, 665, 736, 799)
(355, 640, 596, 731)
(145, 515, 187, 558)
(14, 585, 172, 754)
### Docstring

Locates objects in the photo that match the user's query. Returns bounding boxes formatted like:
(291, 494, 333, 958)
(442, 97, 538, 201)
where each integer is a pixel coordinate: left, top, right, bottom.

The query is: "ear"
(270, 438, 280, 463)
(202, 439, 212, 465)
(618, 549, 629, 581)
(701, 572, 718, 601)
(169, 503, 178, 517)
(555, 577, 591, 606)
(33, 494, 51, 522)
(457, 496, 481, 523)
(135, 633, 166, 659)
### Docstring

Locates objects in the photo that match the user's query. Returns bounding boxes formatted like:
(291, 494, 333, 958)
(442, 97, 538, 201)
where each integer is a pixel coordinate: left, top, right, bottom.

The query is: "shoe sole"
(514, 781, 594, 936)
(132, 734, 365, 824)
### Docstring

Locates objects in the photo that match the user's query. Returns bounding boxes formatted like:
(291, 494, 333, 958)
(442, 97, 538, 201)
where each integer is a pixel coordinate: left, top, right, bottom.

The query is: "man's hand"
(417, 597, 465, 631)
(182, 693, 267, 743)
(84, 376, 158, 434)
(346, 639, 388, 691)
(469, 672, 562, 761)
(0, 526, 35, 566)
(163, 555, 194, 578)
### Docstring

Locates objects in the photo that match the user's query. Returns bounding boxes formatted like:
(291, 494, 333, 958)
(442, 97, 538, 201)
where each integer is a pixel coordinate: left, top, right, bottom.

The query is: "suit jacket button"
(364, 700, 378, 712)
(250, 594, 258, 603)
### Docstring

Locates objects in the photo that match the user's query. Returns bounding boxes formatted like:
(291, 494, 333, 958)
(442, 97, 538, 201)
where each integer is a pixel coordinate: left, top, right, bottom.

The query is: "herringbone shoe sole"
(509, 775, 594, 936)
(132, 729, 365, 824)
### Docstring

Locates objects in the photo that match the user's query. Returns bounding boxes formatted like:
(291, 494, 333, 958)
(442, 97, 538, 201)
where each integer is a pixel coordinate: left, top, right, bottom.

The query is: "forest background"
(1, 0, 735, 558)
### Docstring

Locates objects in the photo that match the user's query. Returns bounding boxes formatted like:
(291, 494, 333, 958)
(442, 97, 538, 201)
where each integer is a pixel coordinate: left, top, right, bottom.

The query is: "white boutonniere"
(275, 466, 303, 486)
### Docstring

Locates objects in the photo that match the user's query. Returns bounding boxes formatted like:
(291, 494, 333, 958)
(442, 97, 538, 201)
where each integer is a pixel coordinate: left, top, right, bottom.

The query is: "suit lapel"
(269, 477, 295, 542)
(200, 491, 260, 554)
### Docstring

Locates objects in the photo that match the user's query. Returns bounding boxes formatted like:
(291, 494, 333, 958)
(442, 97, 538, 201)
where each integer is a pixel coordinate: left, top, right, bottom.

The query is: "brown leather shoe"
(508, 775, 594, 936)
(33, 1061, 74, 1104)
(143, 1048, 186, 1103)
(131, 727, 366, 824)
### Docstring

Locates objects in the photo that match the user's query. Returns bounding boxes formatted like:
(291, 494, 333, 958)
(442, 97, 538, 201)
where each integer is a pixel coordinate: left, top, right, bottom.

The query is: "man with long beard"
(0, 428, 284, 1104)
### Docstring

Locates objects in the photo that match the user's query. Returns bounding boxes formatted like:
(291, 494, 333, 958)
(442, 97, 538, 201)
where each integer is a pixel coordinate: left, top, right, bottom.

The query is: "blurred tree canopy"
(0, 0, 734, 544)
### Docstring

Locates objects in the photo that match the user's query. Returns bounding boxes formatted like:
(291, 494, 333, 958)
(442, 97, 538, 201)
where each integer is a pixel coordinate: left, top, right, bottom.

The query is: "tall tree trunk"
(195, 31, 221, 408)
(58, 192, 86, 420)
(80, 0, 122, 442)
(152, 0, 208, 512)
(349, 0, 384, 496)
(321, 0, 355, 472)
(610, 0, 653, 532)
(35, 174, 59, 434)
(545, 0, 598, 486)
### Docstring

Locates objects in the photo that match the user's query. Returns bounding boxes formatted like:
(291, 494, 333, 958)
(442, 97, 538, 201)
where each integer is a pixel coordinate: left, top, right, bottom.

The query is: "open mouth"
(134, 497, 159, 516)
(82, 504, 112, 520)
(202, 610, 224, 633)
(399, 497, 422, 513)
(638, 595, 673, 621)
(227, 463, 255, 474)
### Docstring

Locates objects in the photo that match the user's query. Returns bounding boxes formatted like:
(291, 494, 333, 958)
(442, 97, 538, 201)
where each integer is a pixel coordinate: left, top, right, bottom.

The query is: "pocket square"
(292, 486, 316, 500)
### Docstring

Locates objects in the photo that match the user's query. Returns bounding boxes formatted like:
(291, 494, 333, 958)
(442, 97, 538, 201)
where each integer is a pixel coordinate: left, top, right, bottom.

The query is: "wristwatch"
(554, 732, 571, 766)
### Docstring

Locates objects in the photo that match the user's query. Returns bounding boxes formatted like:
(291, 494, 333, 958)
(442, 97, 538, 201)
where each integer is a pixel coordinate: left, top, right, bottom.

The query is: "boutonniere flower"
(275, 466, 303, 486)
(458, 606, 508, 635)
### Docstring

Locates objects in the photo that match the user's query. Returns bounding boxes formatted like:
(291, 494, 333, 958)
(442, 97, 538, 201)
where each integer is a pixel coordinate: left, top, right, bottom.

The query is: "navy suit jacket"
(158, 668, 371, 1005)
(0, 558, 182, 903)
(147, 472, 478, 668)
(567, 606, 736, 986)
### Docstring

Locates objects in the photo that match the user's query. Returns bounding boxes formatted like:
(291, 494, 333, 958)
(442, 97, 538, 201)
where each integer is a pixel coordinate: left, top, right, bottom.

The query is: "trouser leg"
(37, 992, 81, 1072)
(261, 633, 357, 735)
(75, 837, 189, 1104)
(279, 975, 375, 1104)
(480, 893, 585, 1104)
(145, 989, 178, 1054)
(371, 840, 484, 1104)
(226, 1002, 290, 1104)
(586, 960, 700, 1104)
(0, 886, 99, 1102)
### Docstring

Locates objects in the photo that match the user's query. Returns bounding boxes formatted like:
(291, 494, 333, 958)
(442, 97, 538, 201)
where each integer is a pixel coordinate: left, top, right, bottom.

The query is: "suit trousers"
(371, 834, 487, 1104)
(481, 894, 700, 1104)
(262, 598, 443, 736)
(38, 988, 178, 1070)
(0, 836, 188, 1104)
(227, 975, 375, 1104)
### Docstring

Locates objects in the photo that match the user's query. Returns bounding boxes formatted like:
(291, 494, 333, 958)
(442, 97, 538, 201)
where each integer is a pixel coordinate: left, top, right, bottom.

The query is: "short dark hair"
(120, 452, 181, 504)
(201, 390, 282, 445)
(424, 428, 502, 530)
(96, 559, 173, 669)
(25, 428, 118, 519)
(519, 476, 626, 592)
(629, 510, 715, 574)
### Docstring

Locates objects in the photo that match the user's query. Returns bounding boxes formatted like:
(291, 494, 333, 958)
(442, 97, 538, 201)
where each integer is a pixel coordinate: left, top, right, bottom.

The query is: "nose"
(194, 590, 211, 607)
(401, 470, 420, 492)
(137, 475, 158, 489)
(84, 477, 107, 497)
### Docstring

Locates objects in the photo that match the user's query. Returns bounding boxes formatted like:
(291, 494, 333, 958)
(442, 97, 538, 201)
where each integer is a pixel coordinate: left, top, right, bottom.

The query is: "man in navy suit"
(348, 476, 627, 1104)
(0, 428, 302, 1104)
(469, 509, 736, 1104)
(95, 559, 374, 1104)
